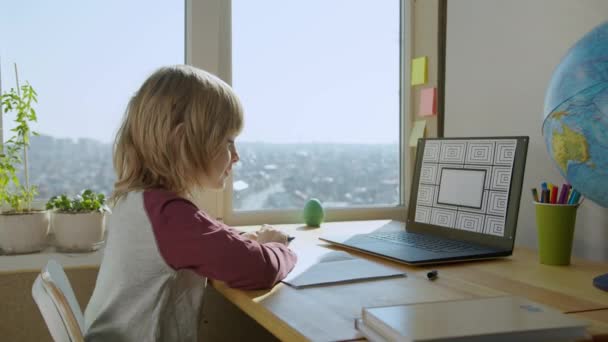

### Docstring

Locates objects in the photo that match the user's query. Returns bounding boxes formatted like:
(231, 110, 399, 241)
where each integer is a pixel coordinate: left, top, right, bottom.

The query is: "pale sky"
(1, 0, 399, 144)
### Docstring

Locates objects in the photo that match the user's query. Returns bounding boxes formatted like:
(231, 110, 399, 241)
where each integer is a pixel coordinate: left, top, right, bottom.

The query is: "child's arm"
(145, 194, 297, 290)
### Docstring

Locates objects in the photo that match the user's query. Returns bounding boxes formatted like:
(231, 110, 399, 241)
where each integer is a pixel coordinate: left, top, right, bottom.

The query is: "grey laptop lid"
(319, 136, 529, 265)
(406, 136, 529, 251)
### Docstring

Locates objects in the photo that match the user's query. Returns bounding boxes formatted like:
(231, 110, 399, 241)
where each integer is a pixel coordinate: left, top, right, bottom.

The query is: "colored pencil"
(531, 188, 539, 202)
(557, 184, 569, 204)
(550, 184, 558, 204)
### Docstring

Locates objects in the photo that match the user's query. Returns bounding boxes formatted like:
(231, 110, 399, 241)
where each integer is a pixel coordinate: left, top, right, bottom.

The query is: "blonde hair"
(111, 65, 243, 203)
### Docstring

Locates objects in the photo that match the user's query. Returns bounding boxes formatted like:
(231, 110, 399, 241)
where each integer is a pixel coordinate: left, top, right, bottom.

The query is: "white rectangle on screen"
(437, 168, 485, 208)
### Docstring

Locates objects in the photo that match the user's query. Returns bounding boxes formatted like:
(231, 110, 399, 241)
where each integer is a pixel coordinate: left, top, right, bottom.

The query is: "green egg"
(303, 198, 324, 227)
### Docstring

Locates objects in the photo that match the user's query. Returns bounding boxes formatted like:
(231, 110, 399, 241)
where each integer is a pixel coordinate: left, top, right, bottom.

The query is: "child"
(84, 65, 297, 341)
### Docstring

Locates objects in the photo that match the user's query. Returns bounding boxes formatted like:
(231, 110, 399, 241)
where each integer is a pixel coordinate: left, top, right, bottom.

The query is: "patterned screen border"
(414, 139, 516, 237)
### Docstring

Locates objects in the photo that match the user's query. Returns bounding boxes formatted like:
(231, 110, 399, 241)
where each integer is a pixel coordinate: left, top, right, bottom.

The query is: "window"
(0, 1, 184, 199)
(230, 1, 404, 214)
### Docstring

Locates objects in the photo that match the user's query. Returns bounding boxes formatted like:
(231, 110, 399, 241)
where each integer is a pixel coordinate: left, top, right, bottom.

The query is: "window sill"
(0, 246, 102, 273)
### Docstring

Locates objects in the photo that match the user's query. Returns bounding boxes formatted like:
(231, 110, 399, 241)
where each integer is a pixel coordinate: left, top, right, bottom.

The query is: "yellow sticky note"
(411, 56, 428, 86)
(408, 120, 426, 147)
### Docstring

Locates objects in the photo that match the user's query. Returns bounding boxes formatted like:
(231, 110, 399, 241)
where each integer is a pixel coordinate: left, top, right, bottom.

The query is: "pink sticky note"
(419, 87, 437, 117)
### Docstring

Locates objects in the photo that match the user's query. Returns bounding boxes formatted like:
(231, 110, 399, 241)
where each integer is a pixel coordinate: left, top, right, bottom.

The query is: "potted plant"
(46, 189, 110, 252)
(0, 66, 49, 254)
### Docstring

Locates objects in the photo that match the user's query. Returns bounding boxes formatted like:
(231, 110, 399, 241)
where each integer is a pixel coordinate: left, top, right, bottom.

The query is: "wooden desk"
(572, 310, 608, 341)
(212, 220, 608, 342)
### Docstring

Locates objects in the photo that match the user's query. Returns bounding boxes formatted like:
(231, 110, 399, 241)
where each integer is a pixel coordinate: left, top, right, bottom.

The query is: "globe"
(543, 21, 608, 207)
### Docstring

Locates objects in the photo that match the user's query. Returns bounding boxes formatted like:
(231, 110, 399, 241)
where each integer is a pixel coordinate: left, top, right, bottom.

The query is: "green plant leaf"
(0, 80, 39, 212)
(46, 190, 108, 213)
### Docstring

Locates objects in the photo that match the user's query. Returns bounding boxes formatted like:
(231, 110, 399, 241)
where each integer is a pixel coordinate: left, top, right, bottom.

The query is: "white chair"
(32, 260, 85, 342)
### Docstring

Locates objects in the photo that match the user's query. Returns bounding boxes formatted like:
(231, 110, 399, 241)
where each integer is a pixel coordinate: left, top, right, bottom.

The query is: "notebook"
(321, 136, 529, 265)
(282, 251, 405, 289)
(355, 296, 589, 342)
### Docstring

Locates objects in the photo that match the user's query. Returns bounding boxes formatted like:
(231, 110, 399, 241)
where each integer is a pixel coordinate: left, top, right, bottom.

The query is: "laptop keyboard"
(367, 231, 486, 253)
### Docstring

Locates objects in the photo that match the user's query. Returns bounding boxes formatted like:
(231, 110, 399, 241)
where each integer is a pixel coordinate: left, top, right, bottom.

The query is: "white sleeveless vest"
(84, 192, 205, 341)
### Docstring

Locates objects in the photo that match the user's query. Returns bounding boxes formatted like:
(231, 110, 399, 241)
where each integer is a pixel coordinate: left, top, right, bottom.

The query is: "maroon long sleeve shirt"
(144, 189, 297, 290)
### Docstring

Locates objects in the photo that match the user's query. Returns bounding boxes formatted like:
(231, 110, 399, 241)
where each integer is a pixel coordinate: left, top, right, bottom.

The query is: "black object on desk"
(593, 273, 608, 291)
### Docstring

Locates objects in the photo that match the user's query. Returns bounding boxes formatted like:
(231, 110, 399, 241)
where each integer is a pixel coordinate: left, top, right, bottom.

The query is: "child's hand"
(241, 231, 258, 241)
(256, 224, 289, 245)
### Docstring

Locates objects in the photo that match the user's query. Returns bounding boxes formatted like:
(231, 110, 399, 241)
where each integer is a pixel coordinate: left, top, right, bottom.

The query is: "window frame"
(187, 0, 412, 225)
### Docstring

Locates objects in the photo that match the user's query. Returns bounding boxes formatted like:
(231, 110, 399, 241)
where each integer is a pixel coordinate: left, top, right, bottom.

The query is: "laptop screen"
(407, 137, 528, 249)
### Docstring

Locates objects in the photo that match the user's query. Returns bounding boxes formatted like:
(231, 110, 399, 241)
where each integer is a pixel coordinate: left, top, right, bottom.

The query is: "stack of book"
(355, 296, 588, 342)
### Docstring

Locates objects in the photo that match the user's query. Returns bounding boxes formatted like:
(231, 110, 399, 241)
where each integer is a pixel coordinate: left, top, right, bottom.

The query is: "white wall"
(445, 0, 608, 261)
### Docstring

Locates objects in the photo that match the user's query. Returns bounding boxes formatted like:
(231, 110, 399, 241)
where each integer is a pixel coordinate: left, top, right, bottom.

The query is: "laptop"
(320, 136, 529, 265)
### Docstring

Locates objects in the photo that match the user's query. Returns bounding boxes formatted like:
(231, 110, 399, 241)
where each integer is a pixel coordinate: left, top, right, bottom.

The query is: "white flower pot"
(51, 212, 106, 252)
(0, 211, 50, 254)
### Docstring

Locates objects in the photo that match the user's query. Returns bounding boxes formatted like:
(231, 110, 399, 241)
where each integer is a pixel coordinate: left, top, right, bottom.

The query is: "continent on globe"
(551, 123, 589, 173)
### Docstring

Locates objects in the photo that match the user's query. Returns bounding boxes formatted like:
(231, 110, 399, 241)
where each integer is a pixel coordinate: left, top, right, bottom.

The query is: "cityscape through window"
(232, 0, 401, 210)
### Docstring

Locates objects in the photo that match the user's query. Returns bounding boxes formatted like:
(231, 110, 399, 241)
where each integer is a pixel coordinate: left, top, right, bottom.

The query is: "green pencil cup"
(535, 202, 579, 266)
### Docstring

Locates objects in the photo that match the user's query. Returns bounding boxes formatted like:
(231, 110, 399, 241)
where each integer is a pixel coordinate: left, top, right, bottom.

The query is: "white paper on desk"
(282, 251, 406, 289)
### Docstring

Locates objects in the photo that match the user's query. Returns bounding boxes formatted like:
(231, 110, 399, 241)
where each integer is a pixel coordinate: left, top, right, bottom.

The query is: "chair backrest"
(32, 260, 85, 342)
(32, 275, 71, 341)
